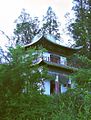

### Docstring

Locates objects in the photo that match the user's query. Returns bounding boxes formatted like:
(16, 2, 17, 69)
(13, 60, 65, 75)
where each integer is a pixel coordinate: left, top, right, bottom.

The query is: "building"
(25, 34, 82, 95)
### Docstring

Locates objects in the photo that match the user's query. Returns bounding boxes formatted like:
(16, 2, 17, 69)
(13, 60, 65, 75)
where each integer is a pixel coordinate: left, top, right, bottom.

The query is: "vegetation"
(66, 0, 91, 118)
(0, 48, 91, 120)
(67, 0, 91, 91)
(14, 9, 41, 45)
(42, 6, 61, 39)
(68, 0, 91, 59)
(0, 4, 91, 120)
(0, 46, 50, 119)
(14, 7, 61, 45)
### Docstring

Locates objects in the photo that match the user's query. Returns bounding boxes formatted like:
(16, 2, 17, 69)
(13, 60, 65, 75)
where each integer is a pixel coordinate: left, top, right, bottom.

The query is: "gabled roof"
(25, 34, 83, 56)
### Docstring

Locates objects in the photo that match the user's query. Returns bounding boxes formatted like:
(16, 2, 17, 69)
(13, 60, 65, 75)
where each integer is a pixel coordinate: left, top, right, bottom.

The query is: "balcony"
(33, 52, 77, 72)
(42, 52, 67, 66)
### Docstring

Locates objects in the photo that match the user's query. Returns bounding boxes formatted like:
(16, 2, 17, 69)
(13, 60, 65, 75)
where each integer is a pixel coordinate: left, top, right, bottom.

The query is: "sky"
(0, 0, 74, 48)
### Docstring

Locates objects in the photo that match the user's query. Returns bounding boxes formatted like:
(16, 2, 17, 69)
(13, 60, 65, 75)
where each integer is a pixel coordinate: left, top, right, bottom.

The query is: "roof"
(25, 34, 83, 56)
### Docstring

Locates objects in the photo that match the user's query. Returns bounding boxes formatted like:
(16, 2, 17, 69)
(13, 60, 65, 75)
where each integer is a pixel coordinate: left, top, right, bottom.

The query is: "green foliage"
(63, 55, 91, 120)
(42, 6, 61, 39)
(48, 90, 91, 120)
(1, 4, 91, 120)
(14, 9, 40, 45)
(66, 2, 91, 117)
(0, 46, 50, 119)
(14, 7, 61, 46)
(72, 55, 91, 94)
(0, 48, 91, 120)
(68, 0, 91, 59)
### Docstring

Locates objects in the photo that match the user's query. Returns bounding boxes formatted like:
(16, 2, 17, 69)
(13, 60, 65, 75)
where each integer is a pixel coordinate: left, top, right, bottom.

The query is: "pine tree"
(42, 6, 61, 39)
(68, 0, 91, 59)
(14, 9, 40, 45)
(67, 0, 91, 95)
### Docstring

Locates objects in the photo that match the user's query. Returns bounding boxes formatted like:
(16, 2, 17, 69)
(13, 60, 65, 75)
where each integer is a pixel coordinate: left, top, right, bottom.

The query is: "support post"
(55, 75, 59, 94)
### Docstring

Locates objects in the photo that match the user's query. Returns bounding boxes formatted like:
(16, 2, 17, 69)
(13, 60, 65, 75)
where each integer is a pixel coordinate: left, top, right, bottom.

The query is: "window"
(60, 56, 67, 65)
(50, 54, 60, 64)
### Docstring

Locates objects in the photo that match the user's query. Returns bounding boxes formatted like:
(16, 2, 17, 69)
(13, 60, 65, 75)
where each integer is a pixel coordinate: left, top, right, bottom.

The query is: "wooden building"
(25, 34, 82, 95)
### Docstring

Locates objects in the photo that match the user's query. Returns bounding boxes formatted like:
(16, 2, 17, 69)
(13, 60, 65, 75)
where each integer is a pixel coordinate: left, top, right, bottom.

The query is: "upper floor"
(42, 52, 67, 66)
(25, 34, 82, 72)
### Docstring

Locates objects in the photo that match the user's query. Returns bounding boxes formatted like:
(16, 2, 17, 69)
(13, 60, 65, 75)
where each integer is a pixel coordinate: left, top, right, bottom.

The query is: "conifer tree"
(68, 0, 91, 59)
(42, 6, 61, 39)
(67, 0, 91, 94)
(14, 9, 40, 45)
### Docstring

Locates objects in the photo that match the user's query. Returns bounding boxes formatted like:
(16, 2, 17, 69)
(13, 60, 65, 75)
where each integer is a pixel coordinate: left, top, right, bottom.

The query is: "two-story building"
(25, 34, 82, 95)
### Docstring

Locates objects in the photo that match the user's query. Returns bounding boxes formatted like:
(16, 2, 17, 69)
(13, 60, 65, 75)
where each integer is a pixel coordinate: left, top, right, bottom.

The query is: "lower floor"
(43, 71, 72, 95)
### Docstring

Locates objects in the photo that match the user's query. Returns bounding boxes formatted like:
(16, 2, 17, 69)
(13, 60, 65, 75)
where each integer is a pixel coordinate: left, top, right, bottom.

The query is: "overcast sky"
(0, 0, 73, 48)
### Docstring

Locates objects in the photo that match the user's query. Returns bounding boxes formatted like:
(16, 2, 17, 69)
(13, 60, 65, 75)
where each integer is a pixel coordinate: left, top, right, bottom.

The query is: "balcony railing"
(42, 55, 67, 66)
(33, 52, 77, 70)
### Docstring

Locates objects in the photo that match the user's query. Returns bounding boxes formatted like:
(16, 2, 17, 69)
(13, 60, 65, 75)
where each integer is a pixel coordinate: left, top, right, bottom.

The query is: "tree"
(66, 0, 91, 90)
(68, 0, 91, 59)
(0, 46, 49, 94)
(14, 9, 40, 45)
(14, 7, 62, 46)
(0, 46, 50, 119)
(0, 47, 3, 63)
(0, 47, 10, 63)
(42, 6, 61, 39)
(65, 2, 91, 118)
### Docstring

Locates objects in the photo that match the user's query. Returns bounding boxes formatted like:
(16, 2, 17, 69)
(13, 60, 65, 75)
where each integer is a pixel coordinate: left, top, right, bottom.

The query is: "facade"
(25, 34, 82, 95)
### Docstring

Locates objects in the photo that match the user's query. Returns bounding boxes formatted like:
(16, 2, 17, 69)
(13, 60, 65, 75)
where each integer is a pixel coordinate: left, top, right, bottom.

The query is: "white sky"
(0, 0, 73, 48)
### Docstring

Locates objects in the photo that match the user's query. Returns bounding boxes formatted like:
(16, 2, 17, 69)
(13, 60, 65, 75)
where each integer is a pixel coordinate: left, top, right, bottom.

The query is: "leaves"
(42, 7, 61, 39)
(0, 46, 50, 119)
(67, 0, 91, 59)
(14, 9, 41, 45)
(13, 7, 62, 46)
